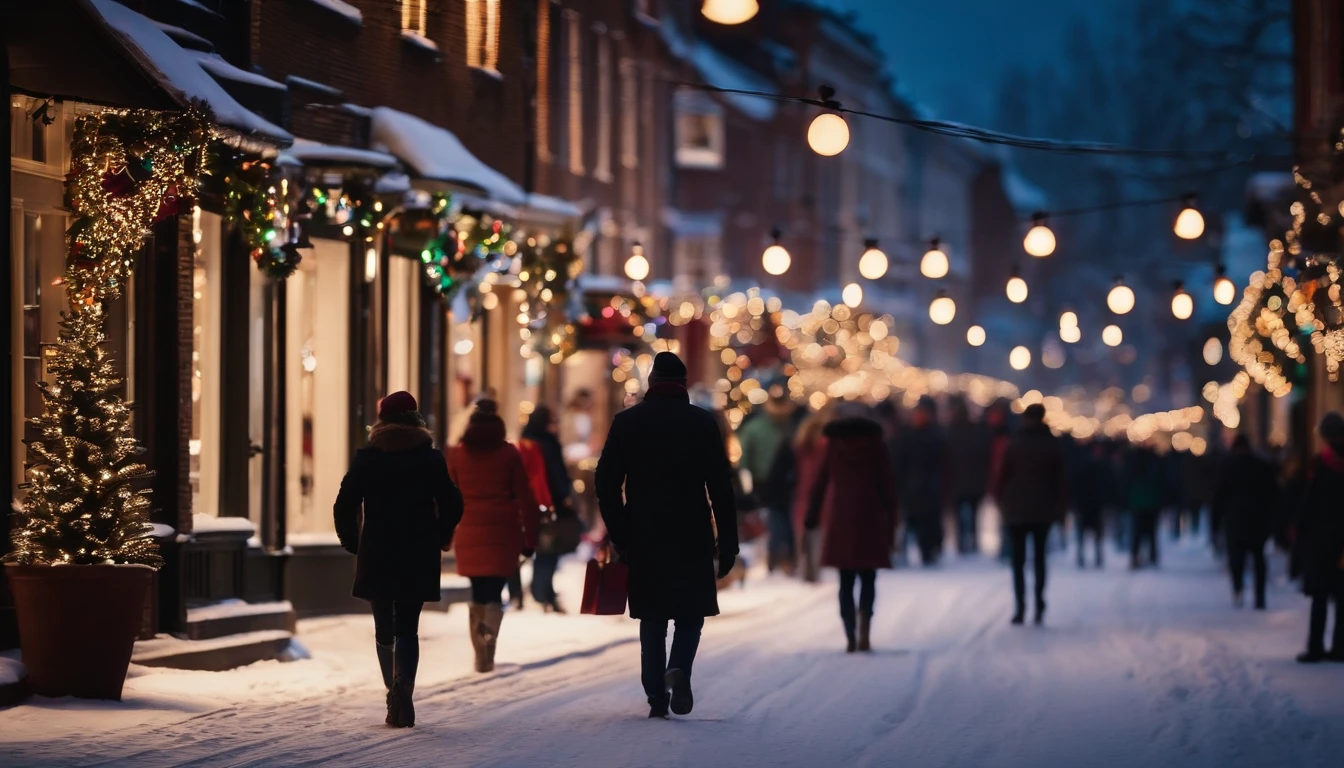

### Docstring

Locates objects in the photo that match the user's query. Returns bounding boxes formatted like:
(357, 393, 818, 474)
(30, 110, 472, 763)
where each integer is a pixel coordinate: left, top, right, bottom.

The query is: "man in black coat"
(595, 352, 739, 719)
(994, 404, 1068, 625)
(1213, 434, 1277, 609)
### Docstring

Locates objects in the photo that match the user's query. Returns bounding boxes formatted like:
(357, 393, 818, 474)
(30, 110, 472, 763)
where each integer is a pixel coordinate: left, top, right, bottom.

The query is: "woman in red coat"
(446, 400, 540, 672)
(790, 407, 833, 583)
(806, 414, 897, 652)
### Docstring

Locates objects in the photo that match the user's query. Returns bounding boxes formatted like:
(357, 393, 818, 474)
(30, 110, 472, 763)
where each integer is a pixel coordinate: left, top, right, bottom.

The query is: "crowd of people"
(330, 353, 1344, 728)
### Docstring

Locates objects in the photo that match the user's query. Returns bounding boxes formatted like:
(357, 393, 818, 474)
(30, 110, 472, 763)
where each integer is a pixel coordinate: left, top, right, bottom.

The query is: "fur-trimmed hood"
(823, 416, 884, 440)
(368, 422, 433, 453)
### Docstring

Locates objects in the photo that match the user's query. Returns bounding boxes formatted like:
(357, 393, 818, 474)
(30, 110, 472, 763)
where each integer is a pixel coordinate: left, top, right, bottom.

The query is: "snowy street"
(4, 543, 1343, 768)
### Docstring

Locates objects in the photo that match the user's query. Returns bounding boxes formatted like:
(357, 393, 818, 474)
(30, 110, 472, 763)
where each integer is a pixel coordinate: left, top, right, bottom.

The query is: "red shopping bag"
(580, 549, 629, 616)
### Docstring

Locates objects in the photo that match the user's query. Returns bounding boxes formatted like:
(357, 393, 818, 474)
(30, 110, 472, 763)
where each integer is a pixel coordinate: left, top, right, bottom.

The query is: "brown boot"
(857, 612, 872, 652)
(480, 603, 505, 672)
(468, 603, 490, 673)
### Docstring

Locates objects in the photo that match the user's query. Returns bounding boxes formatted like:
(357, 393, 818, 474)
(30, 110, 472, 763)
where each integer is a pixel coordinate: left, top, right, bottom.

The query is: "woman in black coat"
(1213, 435, 1277, 609)
(334, 391, 463, 727)
(1293, 413, 1344, 663)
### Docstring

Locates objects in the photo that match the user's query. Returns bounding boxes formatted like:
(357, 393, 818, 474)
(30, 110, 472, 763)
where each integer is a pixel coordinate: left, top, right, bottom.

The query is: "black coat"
(595, 385, 739, 620)
(1212, 452, 1276, 548)
(945, 420, 992, 499)
(891, 426, 946, 518)
(1072, 454, 1114, 526)
(333, 422, 464, 603)
(994, 422, 1067, 526)
(1293, 456, 1344, 597)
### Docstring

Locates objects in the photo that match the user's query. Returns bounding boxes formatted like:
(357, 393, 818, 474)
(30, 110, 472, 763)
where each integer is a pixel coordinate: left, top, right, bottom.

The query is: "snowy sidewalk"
(4, 546, 1344, 767)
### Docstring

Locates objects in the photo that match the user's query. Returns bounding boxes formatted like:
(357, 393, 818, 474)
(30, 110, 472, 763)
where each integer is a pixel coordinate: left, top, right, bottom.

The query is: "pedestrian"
(737, 386, 798, 573)
(994, 403, 1067, 625)
(945, 397, 992, 555)
(333, 391, 464, 728)
(805, 411, 897, 652)
(446, 399, 541, 674)
(1125, 445, 1164, 569)
(984, 400, 1014, 562)
(1213, 435, 1276, 609)
(595, 352, 738, 719)
(1072, 441, 1112, 568)
(892, 396, 946, 566)
(518, 404, 577, 613)
(1292, 413, 1344, 663)
(789, 405, 834, 582)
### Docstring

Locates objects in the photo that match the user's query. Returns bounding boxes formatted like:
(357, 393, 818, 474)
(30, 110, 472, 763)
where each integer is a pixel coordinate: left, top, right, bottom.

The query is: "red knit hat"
(378, 391, 418, 419)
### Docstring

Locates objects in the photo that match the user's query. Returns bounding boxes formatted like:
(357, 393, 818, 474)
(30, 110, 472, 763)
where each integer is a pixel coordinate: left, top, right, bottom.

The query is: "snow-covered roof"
(88, 0, 291, 145)
(369, 106, 526, 205)
(153, 22, 213, 52)
(286, 75, 344, 99)
(521, 193, 584, 223)
(278, 138, 400, 169)
(190, 52, 286, 92)
(658, 15, 777, 121)
(1001, 169, 1049, 215)
(304, 0, 362, 26)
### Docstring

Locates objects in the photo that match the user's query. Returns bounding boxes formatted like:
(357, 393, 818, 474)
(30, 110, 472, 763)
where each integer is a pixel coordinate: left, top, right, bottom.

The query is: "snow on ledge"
(285, 75, 344, 99)
(305, 0, 362, 25)
(191, 52, 286, 92)
(287, 531, 344, 547)
(370, 106, 527, 205)
(192, 514, 256, 534)
(279, 137, 400, 169)
(400, 30, 440, 54)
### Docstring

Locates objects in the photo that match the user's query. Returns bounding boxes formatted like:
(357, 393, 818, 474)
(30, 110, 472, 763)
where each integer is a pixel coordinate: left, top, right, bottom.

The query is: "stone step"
(133, 629, 297, 672)
(183, 600, 296, 641)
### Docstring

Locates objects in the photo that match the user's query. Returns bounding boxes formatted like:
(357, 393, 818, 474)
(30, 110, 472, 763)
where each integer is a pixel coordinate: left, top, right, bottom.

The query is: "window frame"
(465, 0, 501, 74)
(673, 88, 726, 170)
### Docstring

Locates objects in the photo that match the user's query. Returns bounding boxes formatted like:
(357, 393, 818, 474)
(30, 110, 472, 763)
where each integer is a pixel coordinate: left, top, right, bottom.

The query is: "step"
(426, 575, 473, 613)
(132, 630, 295, 671)
(183, 600, 296, 641)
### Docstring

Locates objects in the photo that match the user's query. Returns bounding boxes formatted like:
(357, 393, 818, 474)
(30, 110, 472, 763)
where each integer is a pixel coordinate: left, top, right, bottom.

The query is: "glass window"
(620, 58, 638, 170)
(386, 255, 422, 396)
(536, 0, 552, 163)
(10, 97, 51, 164)
(566, 10, 585, 176)
(465, 0, 501, 72)
(190, 208, 223, 517)
(674, 89, 725, 169)
(594, 34, 613, 181)
(402, 0, 427, 35)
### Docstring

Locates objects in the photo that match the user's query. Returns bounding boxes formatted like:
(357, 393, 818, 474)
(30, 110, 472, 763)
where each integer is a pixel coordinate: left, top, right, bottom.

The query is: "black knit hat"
(1320, 411, 1344, 448)
(1023, 403, 1046, 422)
(649, 351, 688, 384)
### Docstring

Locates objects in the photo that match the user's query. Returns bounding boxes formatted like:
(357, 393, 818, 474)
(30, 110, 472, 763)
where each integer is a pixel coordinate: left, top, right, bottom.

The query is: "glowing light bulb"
(842, 282, 864, 308)
(1171, 284, 1193, 320)
(1009, 346, 1031, 370)
(1060, 325, 1081, 344)
(762, 243, 791, 276)
(929, 292, 956, 325)
(1174, 201, 1205, 240)
(1203, 337, 1223, 365)
(1059, 311, 1078, 329)
(701, 0, 759, 25)
(967, 325, 986, 346)
(807, 112, 850, 156)
(859, 242, 889, 280)
(1213, 269, 1236, 305)
(1006, 273, 1028, 304)
(1107, 281, 1135, 315)
(624, 242, 650, 281)
(920, 239, 949, 279)
(1024, 214, 1056, 257)
(1102, 325, 1123, 346)
(453, 338, 474, 356)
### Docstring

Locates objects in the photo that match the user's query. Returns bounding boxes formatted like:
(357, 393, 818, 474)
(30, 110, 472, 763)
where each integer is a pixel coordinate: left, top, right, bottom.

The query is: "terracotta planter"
(6, 563, 154, 700)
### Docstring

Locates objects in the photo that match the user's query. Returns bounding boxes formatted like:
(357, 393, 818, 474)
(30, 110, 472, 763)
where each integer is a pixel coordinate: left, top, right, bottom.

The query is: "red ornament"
(101, 171, 135, 198)
(153, 184, 189, 223)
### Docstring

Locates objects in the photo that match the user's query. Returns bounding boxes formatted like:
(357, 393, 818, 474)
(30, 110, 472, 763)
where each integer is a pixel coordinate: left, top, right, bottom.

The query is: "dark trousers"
(838, 569, 877, 640)
(1227, 541, 1267, 606)
(1308, 590, 1344, 654)
(371, 600, 424, 645)
(640, 617, 705, 702)
(1076, 510, 1104, 567)
(1131, 510, 1160, 567)
(907, 510, 942, 565)
(1009, 523, 1051, 611)
(531, 552, 559, 604)
(470, 576, 509, 605)
(955, 494, 980, 554)
(767, 505, 796, 570)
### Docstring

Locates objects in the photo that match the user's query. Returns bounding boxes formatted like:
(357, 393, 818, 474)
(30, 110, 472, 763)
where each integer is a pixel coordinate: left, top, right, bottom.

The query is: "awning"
(518, 193, 584, 227)
(84, 0, 292, 147)
(369, 106, 527, 206)
(277, 138, 400, 170)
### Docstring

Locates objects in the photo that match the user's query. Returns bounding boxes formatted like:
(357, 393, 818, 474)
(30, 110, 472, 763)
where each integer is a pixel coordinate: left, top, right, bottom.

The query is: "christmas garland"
(218, 148, 301, 279)
(516, 234, 583, 359)
(422, 204, 514, 301)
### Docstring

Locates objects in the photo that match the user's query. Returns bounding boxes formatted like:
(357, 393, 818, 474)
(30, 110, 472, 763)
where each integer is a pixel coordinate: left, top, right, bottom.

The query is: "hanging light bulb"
(1107, 277, 1135, 315)
(807, 86, 849, 156)
(1170, 282, 1193, 320)
(1102, 325, 1123, 347)
(842, 282, 864, 308)
(1059, 310, 1078, 329)
(1006, 267, 1028, 304)
(1213, 265, 1236, 305)
(624, 242, 650, 281)
(1009, 346, 1032, 371)
(859, 239, 889, 280)
(1203, 336, 1223, 365)
(1174, 195, 1205, 240)
(762, 228, 791, 276)
(1023, 212, 1056, 258)
(967, 325, 986, 346)
(1060, 325, 1081, 344)
(920, 238, 949, 279)
(701, 0, 759, 25)
(928, 291, 956, 325)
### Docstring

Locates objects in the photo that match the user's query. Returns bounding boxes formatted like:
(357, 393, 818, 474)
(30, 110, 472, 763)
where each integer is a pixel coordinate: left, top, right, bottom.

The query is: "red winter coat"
(791, 435, 829, 540)
(446, 416, 541, 578)
(517, 438, 555, 509)
(806, 417, 898, 570)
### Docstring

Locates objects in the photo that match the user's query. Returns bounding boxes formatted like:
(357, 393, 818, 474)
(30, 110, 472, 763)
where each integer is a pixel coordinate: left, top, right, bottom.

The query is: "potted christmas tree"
(4, 109, 206, 700)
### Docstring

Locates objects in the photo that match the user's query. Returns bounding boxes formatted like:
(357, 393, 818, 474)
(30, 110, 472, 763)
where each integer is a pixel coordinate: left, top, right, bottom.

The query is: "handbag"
(538, 510, 584, 555)
(580, 546, 629, 616)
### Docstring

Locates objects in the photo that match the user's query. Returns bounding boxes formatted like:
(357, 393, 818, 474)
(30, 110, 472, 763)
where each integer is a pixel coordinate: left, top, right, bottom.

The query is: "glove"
(440, 538, 453, 553)
(521, 547, 536, 559)
(717, 553, 737, 580)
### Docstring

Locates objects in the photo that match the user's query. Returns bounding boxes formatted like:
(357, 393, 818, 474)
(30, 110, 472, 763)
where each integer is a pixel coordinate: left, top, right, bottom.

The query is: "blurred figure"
(1292, 413, 1344, 663)
(994, 404, 1067, 625)
(893, 396, 946, 566)
(945, 397, 992, 556)
(1125, 444, 1165, 569)
(806, 411, 897, 652)
(446, 400, 541, 673)
(783, 406, 834, 583)
(1277, 451, 1308, 555)
(595, 352, 738, 719)
(738, 388, 799, 573)
(334, 392, 463, 728)
(984, 400, 1014, 561)
(1073, 441, 1113, 568)
(518, 404, 576, 613)
(1213, 435, 1276, 609)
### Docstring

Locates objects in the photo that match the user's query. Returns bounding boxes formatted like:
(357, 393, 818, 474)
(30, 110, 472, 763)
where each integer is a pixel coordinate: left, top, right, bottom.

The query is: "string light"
(920, 238, 949, 279)
(967, 325, 986, 346)
(701, 0, 758, 25)
(1059, 311, 1078, 329)
(808, 112, 849, 156)
(1023, 213, 1056, 258)
(624, 241, 650, 281)
(1203, 336, 1223, 365)
(842, 282, 864, 308)
(929, 291, 956, 325)
(1174, 196, 1205, 240)
(859, 239, 889, 280)
(1102, 325, 1124, 346)
(1171, 282, 1193, 320)
(762, 228, 791, 275)
(1009, 346, 1032, 370)
(1060, 325, 1081, 344)
(1213, 265, 1236, 305)
(1006, 268, 1028, 304)
(1107, 278, 1135, 315)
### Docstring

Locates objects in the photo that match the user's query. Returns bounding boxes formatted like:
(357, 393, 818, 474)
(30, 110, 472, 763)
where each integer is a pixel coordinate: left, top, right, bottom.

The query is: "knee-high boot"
(392, 635, 419, 727)
(468, 603, 490, 673)
(481, 603, 505, 672)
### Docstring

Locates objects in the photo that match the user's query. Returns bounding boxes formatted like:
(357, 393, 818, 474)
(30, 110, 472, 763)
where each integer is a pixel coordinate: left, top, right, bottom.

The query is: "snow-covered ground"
(3, 542, 1343, 767)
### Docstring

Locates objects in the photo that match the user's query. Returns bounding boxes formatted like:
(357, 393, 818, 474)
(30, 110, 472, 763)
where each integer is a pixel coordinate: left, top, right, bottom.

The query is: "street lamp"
(859, 239, 889, 280)
(929, 291, 956, 325)
(1171, 282, 1193, 320)
(1024, 213, 1056, 258)
(762, 228, 791, 275)
(920, 238, 949, 279)
(701, 0, 759, 25)
(624, 242, 650, 281)
(1174, 196, 1205, 240)
(1107, 278, 1135, 315)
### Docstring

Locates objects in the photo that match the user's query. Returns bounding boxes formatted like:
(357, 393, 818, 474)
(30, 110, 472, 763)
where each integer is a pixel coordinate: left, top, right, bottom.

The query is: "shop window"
(535, 0, 552, 163)
(285, 239, 351, 538)
(465, 0, 501, 72)
(10, 97, 57, 168)
(619, 58, 638, 170)
(565, 9, 584, 175)
(386, 256, 422, 396)
(594, 33, 613, 182)
(190, 208, 223, 517)
(674, 88, 724, 169)
(401, 0, 428, 35)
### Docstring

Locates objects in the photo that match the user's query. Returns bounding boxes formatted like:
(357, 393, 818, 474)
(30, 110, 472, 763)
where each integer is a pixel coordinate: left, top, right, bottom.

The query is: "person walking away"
(994, 404, 1067, 625)
(1073, 441, 1112, 568)
(1213, 435, 1277, 609)
(945, 397, 991, 555)
(1292, 413, 1344, 663)
(446, 400, 541, 673)
(595, 352, 738, 719)
(983, 400, 1014, 562)
(518, 404, 576, 613)
(892, 396, 947, 566)
(738, 389, 798, 573)
(789, 406, 834, 582)
(1126, 445, 1164, 569)
(334, 392, 463, 727)
(806, 412, 897, 651)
